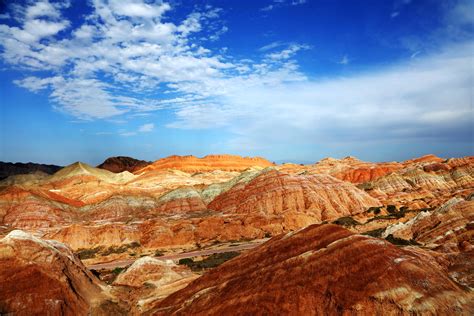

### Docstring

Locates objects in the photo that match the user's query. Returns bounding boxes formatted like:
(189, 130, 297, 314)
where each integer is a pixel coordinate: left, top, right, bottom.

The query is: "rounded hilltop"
(97, 156, 150, 173)
(134, 154, 275, 173)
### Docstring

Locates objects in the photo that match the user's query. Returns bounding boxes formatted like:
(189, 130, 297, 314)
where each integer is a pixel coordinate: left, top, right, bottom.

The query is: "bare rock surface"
(151, 224, 473, 315)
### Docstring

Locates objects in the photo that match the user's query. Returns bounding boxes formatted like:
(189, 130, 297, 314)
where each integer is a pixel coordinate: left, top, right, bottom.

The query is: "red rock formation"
(151, 224, 473, 315)
(332, 165, 399, 183)
(0, 230, 126, 315)
(403, 154, 445, 165)
(383, 198, 474, 252)
(46, 223, 141, 250)
(209, 169, 379, 221)
(0, 187, 77, 229)
(135, 154, 274, 173)
(97, 156, 150, 173)
(365, 161, 474, 208)
(278, 156, 402, 183)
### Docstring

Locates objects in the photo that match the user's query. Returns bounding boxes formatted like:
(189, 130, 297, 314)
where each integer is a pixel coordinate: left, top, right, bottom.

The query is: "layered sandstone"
(0, 186, 78, 229)
(0, 230, 126, 315)
(365, 160, 474, 208)
(135, 154, 274, 173)
(209, 169, 380, 221)
(312, 156, 402, 183)
(112, 256, 199, 312)
(151, 224, 473, 315)
(382, 198, 474, 252)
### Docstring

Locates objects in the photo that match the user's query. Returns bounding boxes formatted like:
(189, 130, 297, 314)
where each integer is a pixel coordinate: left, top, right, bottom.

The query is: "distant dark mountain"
(0, 162, 63, 180)
(97, 156, 150, 173)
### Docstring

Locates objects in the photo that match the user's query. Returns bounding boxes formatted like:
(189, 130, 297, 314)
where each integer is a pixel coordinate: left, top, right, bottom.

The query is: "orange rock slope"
(135, 154, 274, 173)
(209, 169, 379, 221)
(151, 224, 473, 315)
(42, 168, 379, 251)
(0, 230, 127, 315)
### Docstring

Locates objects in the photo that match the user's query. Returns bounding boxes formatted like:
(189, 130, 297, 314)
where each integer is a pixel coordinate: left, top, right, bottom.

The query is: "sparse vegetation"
(154, 250, 164, 257)
(332, 216, 361, 227)
(386, 205, 397, 214)
(76, 247, 103, 259)
(367, 206, 382, 215)
(362, 228, 386, 238)
(357, 182, 374, 191)
(385, 234, 420, 246)
(77, 242, 141, 259)
(112, 267, 125, 275)
(179, 258, 194, 265)
(366, 205, 411, 223)
(264, 232, 272, 238)
(178, 252, 240, 271)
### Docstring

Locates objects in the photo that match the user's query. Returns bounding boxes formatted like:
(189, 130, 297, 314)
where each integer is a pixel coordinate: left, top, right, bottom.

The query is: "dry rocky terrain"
(0, 154, 472, 314)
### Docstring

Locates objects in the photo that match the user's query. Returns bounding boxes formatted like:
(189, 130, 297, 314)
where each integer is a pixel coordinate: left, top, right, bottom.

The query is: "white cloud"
(261, 5, 274, 12)
(168, 42, 474, 150)
(25, 1, 62, 19)
(0, 0, 472, 158)
(265, 43, 310, 61)
(446, 0, 474, 26)
(338, 55, 350, 65)
(120, 132, 137, 137)
(0, 0, 235, 119)
(119, 123, 154, 137)
(138, 123, 154, 132)
(108, 0, 171, 18)
(261, 0, 306, 11)
(259, 41, 284, 51)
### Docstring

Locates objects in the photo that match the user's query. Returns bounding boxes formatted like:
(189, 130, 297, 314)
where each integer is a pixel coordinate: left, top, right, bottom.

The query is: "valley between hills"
(0, 154, 472, 315)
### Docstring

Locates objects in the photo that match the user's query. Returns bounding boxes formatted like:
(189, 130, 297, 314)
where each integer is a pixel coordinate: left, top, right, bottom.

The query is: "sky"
(0, 0, 473, 166)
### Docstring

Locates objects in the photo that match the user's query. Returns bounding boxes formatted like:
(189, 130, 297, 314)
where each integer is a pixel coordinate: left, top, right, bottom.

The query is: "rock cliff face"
(97, 156, 150, 173)
(135, 154, 274, 173)
(0, 230, 126, 315)
(151, 224, 473, 315)
(209, 169, 379, 221)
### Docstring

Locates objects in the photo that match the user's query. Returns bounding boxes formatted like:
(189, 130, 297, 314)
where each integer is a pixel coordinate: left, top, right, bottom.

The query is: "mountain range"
(0, 153, 472, 314)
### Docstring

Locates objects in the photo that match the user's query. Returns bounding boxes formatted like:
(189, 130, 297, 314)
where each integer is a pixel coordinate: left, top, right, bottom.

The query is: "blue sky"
(0, 0, 473, 165)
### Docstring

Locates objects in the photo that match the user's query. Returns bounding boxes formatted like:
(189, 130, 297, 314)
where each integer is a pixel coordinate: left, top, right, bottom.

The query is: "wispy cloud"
(0, 0, 472, 157)
(338, 55, 350, 65)
(261, 0, 307, 12)
(259, 41, 284, 51)
(390, 0, 412, 18)
(0, 0, 232, 119)
(119, 123, 155, 137)
(169, 42, 473, 151)
(138, 123, 154, 133)
(265, 43, 310, 61)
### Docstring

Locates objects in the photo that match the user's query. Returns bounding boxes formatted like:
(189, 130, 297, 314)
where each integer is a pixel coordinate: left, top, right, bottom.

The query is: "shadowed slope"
(97, 156, 150, 173)
(0, 162, 62, 180)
